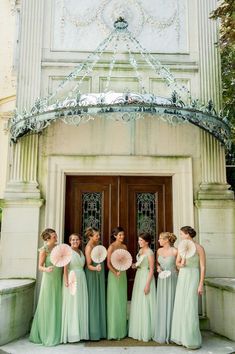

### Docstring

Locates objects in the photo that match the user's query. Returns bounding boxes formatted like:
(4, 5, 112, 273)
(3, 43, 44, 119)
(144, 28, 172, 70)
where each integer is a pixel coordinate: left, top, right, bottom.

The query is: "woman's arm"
(107, 245, 120, 277)
(197, 244, 206, 295)
(144, 252, 155, 295)
(85, 245, 101, 272)
(176, 252, 185, 269)
(156, 249, 161, 273)
(38, 249, 53, 272)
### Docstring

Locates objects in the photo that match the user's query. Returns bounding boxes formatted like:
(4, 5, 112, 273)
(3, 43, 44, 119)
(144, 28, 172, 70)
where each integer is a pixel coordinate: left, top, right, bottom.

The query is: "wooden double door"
(65, 176, 172, 297)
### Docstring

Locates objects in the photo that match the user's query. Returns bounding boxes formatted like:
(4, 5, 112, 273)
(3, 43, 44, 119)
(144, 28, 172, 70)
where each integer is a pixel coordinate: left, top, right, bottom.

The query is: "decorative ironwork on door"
(136, 192, 157, 251)
(81, 192, 103, 243)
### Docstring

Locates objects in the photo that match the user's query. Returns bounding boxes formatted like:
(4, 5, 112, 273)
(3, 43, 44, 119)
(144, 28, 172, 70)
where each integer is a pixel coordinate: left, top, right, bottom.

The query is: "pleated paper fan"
(50, 243, 72, 267)
(68, 270, 77, 296)
(91, 245, 107, 263)
(178, 239, 196, 259)
(111, 249, 132, 271)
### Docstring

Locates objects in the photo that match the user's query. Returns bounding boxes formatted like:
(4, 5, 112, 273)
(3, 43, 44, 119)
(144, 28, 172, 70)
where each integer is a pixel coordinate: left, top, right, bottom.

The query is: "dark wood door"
(65, 175, 172, 298)
(65, 176, 118, 248)
(119, 176, 173, 298)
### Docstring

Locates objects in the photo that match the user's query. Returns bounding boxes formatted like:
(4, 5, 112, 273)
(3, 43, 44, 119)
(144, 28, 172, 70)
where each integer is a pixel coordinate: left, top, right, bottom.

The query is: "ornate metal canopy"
(9, 17, 231, 147)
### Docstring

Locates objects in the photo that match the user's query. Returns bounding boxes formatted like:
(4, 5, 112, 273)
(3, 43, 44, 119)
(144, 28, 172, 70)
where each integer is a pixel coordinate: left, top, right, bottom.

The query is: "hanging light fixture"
(9, 17, 231, 147)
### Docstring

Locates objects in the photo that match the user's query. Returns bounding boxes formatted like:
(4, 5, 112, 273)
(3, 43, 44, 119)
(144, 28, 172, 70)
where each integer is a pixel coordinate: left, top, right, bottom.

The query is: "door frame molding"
(45, 155, 194, 242)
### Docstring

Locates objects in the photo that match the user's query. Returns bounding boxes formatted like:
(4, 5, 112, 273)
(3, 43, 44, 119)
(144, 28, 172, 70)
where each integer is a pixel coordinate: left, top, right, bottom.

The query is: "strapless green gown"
(171, 253, 202, 349)
(29, 245, 62, 346)
(107, 270, 127, 339)
(153, 254, 178, 343)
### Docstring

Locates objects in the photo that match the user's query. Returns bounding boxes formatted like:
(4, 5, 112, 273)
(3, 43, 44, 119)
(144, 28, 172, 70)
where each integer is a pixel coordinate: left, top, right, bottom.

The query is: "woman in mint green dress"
(107, 226, 128, 339)
(128, 232, 157, 342)
(153, 232, 178, 343)
(61, 233, 89, 343)
(171, 226, 206, 349)
(85, 227, 106, 340)
(29, 228, 62, 346)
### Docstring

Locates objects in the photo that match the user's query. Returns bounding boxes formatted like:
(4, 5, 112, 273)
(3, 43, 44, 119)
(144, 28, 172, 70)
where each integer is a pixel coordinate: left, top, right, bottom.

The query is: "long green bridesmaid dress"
(107, 270, 127, 339)
(85, 261, 106, 340)
(29, 245, 62, 346)
(171, 253, 202, 349)
(153, 254, 178, 343)
(128, 249, 157, 341)
(61, 250, 89, 343)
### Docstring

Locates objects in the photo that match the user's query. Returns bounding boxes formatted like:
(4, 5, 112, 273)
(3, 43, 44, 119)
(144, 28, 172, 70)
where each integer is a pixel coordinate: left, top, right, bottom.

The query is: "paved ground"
(1, 332, 235, 354)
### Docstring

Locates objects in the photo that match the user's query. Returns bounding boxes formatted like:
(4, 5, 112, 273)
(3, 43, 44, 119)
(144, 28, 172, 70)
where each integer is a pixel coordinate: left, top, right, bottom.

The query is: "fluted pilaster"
(6, 0, 44, 198)
(198, 0, 222, 111)
(199, 131, 233, 199)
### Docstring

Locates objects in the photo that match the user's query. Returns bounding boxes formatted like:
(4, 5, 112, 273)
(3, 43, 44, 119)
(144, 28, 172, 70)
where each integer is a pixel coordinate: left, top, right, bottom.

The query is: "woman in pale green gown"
(61, 233, 89, 343)
(85, 227, 106, 340)
(128, 232, 157, 342)
(153, 232, 178, 343)
(171, 226, 206, 349)
(29, 229, 62, 346)
(107, 226, 128, 339)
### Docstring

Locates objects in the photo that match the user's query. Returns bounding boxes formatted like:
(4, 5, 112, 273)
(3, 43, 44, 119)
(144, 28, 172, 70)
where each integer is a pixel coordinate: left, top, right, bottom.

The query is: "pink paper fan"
(68, 270, 77, 295)
(111, 249, 132, 271)
(178, 239, 196, 259)
(50, 243, 72, 267)
(91, 245, 107, 263)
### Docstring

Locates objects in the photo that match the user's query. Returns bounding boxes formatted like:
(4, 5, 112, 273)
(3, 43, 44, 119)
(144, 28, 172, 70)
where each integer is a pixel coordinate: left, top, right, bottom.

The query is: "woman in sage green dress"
(153, 232, 178, 343)
(171, 226, 206, 349)
(61, 233, 89, 343)
(29, 228, 62, 346)
(128, 232, 157, 342)
(107, 226, 128, 339)
(85, 227, 106, 340)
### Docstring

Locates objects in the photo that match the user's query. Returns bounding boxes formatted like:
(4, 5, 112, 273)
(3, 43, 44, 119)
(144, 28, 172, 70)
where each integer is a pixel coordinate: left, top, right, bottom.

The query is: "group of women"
(29, 225, 206, 350)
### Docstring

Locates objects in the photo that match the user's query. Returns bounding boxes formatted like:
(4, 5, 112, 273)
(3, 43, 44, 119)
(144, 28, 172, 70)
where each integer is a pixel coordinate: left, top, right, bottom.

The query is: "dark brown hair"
(69, 233, 82, 249)
(180, 226, 196, 238)
(139, 232, 151, 245)
(41, 228, 56, 241)
(111, 226, 124, 242)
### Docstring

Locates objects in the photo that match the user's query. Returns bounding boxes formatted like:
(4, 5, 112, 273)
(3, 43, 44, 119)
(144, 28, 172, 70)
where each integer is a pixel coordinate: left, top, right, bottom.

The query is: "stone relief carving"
(53, 0, 187, 52)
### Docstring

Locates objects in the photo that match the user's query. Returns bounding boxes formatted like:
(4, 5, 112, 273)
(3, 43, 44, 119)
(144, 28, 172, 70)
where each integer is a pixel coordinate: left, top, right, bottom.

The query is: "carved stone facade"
(0, 0, 234, 339)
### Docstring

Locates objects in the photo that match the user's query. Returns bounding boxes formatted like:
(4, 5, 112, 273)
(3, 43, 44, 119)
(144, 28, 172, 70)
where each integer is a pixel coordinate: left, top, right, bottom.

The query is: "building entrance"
(65, 175, 173, 297)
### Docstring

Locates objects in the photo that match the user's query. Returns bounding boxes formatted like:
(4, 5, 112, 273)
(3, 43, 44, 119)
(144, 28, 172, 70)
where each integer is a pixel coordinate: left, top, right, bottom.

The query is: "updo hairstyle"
(180, 226, 196, 238)
(111, 226, 124, 242)
(41, 228, 56, 241)
(85, 226, 99, 239)
(159, 232, 177, 246)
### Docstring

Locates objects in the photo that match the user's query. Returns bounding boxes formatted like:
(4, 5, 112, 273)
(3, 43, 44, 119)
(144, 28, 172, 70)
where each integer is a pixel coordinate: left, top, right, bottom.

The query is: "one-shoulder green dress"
(153, 254, 178, 343)
(85, 261, 106, 340)
(128, 249, 157, 341)
(171, 253, 202, 349)
(61, 250, 89, 343)
(29, 245, 62, 346)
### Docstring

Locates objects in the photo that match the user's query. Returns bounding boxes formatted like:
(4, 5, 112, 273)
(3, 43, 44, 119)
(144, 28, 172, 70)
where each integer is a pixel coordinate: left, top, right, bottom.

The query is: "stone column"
(0, 0, 44, 278)
(195, 0, 235, 280)
(5, 0, 44, 199)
